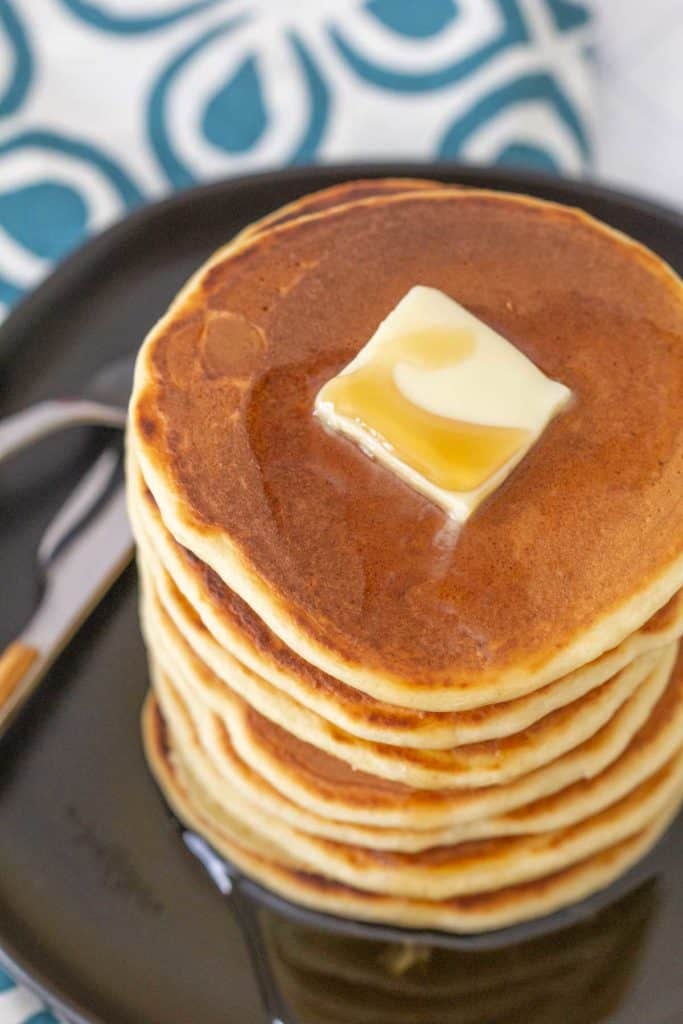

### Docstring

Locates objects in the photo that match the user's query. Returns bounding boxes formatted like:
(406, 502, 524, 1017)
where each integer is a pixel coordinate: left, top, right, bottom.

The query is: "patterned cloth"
(0, 0, 594, 1019)
(0, 0, 595, 320)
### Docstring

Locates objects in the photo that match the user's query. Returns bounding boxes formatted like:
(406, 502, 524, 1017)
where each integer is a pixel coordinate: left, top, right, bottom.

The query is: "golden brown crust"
(133, 466, 683, 750)
(142, 693, 681, 932)
(133, 187, 683, 697)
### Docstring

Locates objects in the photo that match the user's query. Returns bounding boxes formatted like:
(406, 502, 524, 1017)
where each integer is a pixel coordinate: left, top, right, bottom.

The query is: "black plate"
(1, 165, 683, 1024)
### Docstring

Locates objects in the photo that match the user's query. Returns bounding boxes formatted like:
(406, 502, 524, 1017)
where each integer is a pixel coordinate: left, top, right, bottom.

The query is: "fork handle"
(0, 400, 126, 465)
(0, 641, 39, 716)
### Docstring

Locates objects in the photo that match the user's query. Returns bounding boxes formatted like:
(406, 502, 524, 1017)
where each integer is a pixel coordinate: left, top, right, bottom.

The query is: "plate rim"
(2, 160, 682, 366)
(1, 160, 682, 1024)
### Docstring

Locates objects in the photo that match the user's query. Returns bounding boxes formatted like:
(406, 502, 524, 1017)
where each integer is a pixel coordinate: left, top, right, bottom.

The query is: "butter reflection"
(261, 883, 654, 1024)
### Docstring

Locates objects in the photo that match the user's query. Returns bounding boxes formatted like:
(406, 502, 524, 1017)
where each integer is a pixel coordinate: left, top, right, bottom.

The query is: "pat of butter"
(314, 286, 571, 521)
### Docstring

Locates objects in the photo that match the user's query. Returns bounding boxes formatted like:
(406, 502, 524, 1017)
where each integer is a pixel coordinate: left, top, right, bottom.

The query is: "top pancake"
(131, 186, 683, 710)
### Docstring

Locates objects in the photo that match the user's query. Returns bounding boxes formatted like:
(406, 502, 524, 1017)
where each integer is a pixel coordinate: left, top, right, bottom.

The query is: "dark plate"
(1, 165, 683, 1024)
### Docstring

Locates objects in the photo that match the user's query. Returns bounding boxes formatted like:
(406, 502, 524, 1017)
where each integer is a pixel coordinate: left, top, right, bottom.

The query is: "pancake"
(149, 634, 680, 833)
(130, 180, 683, 934)
(143, 693, 681, 932)
(128, 451, 683, 748)
(237, 177, 444, 241)
(171, 735, 683, 901)
(150, 650, 683, 851)
(141, 570, 668, 789)
(166, 692, 683, 895)
(146, 669, 683, 901)
(130, 187, 683, 710)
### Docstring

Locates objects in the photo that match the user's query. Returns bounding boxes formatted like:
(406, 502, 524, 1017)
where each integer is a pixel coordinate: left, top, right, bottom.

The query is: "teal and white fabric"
(0, 0, 595, 323)
(0, 971, 55, 1024)
(0, 0, 594, 1019)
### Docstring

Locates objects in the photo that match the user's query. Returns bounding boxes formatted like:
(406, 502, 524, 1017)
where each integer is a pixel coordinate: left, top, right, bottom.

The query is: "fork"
(0, 354, 134, 465)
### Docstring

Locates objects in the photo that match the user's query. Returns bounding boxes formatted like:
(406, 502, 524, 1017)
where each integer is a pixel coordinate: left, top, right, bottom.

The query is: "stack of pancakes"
(127, 180, 683, 933)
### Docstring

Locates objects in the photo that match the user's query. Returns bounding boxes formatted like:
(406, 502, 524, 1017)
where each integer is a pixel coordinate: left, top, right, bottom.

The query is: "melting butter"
(315, 286, 571, 521)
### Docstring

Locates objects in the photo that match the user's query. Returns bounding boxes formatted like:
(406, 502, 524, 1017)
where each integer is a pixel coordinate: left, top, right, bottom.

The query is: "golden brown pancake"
(128, 449, 683, 748)
(159, 700, 683, 901)
(143, 694, 681, 932)
(149, 645, 683, 851)
(130, 180, 683, 935)
(131, 187, 683, 709)
(148, 636, 681, 833)
(238, 177, 444, 240)
(142, 570, 669, 789)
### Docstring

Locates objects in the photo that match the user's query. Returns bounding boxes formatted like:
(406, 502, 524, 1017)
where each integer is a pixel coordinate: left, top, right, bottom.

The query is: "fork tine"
(37, 446, 122, 568)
